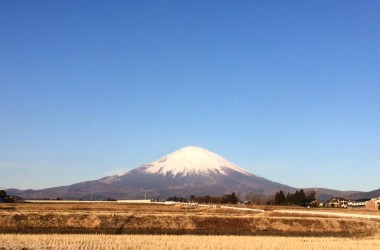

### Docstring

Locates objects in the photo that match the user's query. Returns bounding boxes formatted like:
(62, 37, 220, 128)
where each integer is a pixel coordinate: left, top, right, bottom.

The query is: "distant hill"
(303, 188, 363, 201)
(349, 189, 380, 200)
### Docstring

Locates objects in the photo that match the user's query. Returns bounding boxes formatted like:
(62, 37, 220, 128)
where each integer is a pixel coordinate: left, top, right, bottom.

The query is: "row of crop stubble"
(1, 234, 380, 250)
(1, 203, 380, 237)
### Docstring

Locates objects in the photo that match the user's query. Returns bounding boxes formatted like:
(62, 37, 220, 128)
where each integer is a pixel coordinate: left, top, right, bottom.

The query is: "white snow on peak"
(142, 146, 253, 177)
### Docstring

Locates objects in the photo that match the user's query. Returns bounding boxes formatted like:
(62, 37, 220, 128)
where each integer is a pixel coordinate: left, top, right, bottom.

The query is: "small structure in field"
(365, 198, 380, 210)
(309, 200, 324, 207)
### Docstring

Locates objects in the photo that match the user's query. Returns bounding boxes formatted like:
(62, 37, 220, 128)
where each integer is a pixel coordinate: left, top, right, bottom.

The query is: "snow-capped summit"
(141, 146, 252, 177)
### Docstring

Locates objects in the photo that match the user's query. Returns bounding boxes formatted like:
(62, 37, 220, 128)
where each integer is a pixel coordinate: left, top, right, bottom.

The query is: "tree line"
(166, 192, 240, 204)
(273, 189, 316, 206)
(0, 190, 15, 203)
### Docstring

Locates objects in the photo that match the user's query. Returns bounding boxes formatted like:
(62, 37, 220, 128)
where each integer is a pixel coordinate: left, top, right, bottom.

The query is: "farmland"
(1, 202, 380, 249)
(1, 202, 380, 236)
(1, 234, 380, 250)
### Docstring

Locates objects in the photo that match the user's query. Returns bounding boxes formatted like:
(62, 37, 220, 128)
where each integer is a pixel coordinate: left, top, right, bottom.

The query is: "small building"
(365, 198, 380, 211)
(348, 198, 371, 208)
(326, 197, 348, 208)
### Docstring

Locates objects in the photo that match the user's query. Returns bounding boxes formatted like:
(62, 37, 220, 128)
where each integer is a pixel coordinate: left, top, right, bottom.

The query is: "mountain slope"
(350, 189, 380, 200)
(303, 188, 363, 201)
(9, 146, 296, 200)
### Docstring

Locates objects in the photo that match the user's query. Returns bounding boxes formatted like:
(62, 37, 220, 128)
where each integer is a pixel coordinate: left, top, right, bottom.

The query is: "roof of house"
(352, 198, 371, 202)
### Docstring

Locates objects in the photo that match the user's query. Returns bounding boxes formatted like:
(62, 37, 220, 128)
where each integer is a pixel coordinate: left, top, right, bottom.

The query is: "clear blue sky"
(1, 1, 379, 191)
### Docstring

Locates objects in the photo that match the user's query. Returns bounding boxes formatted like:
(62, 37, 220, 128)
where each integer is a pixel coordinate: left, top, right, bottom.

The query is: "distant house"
(348, 198, 371, 208)
(326, 197, 348, 208)
(365, 198, 380, 211)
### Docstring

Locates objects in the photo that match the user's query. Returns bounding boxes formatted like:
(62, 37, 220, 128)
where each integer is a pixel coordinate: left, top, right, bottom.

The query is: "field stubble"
(1, 234, 380, 250)
(1, 203, 380, 237)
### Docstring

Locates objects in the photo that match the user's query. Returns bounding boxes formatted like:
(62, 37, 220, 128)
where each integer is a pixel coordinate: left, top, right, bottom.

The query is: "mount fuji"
(8, 146, 296, 200)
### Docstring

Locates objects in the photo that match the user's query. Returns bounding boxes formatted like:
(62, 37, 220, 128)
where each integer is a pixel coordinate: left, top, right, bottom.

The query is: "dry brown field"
(1, 202, 380, 237)
(1, 234, 380, 250)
